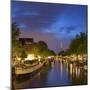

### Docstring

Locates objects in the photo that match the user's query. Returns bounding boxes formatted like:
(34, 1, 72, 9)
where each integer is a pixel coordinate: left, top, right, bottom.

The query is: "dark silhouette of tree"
(38, 41, 48, 49)
(69, 32, 87, 55)
(65, 32, 87, 60)
(32, 41, 55, 57)
(58, 50, 65, 56)
(12, 23, 27, 63)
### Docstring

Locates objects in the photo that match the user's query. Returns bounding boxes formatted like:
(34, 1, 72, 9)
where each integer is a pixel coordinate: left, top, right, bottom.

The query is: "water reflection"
(68, 63, 87, 85)
(14, 60, 87, 89)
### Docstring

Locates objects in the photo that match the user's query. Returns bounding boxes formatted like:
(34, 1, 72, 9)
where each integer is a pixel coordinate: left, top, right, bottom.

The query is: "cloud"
(19, 30, 60, 52)
(59, 25, 78, 33)
(12, 1, 87, 53)
(12, 1, 65, 31)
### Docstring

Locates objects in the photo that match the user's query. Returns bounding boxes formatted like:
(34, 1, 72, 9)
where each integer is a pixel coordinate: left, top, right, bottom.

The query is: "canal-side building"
(19, 38, 39, 62)
(19, 38, 34, 53)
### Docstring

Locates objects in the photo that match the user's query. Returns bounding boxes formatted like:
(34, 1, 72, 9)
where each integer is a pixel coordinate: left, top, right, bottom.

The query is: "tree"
(32, 41, 55, 57)
(42, 49, 55, 57)
(20, 49, 27, 61)
(12, 23, 20, 44)
(12, 23, 27, 63)
(66, 32, 87, 60)
(58, 50, 65, 56)
(12, 23, 21, 62)
(38, 41, 48, 49)
(12, 23, 20, 50)
(32, 41, 48, 56)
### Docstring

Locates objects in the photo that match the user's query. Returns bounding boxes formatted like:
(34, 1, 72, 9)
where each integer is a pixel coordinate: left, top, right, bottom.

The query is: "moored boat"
(15, 63, 43, 75)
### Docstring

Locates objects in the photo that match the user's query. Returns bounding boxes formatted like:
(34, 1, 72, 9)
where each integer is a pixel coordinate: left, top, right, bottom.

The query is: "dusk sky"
(12, 1, 87, 53)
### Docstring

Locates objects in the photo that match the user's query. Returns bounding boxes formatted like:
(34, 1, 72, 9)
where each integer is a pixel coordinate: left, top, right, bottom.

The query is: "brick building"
(19, 38, 34, 53)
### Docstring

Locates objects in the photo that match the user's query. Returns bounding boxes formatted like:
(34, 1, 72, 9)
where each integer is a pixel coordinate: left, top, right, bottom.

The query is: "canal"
(14, 60, 87, 89)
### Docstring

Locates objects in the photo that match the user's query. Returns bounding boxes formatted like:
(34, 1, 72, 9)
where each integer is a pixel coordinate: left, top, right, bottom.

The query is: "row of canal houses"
(12, 38, 44, 75)
(12, 38, 36, 66)
(12, 37, 87, 66)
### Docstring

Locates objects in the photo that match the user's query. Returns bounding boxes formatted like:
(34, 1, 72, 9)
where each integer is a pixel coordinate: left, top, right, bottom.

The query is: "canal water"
(14, 61, 87, 89)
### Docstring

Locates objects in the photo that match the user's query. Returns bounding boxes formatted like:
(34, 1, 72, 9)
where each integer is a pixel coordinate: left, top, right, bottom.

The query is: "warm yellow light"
(38, 56, 41, 59)
(48, 56, 51, 59)
(25, 54, 34, 60)
(38, 56, 41, 62)
(17, 58, 21, 61)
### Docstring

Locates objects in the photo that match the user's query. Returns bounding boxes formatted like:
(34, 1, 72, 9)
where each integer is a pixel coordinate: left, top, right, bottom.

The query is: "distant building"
(19, 38, 34, 45)
(19, 38, 34, 53)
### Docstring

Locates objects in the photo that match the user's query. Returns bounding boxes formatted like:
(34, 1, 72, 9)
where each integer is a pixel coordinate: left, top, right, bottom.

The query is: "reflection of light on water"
(70, 64, 73, 75)
(69, 64, 81, 80)
(66, 63, 69, 72)
(75, 67, 78, 79)
(36, 72, 41, 79)
(51, 62, 54, 68)
(72, 67, 74, 74)
(74, 66, 81, 79)
(50, 62, 54, 73)
(72, 66, 75, 78)
(75, 67, 81, 79)
(78, 68, 80, 76)
(60, 62, 63, 78)
(14, 60, 87, 89)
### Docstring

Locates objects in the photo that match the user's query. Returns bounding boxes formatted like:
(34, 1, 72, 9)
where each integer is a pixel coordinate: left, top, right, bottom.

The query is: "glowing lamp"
(25, 54, 34, 60)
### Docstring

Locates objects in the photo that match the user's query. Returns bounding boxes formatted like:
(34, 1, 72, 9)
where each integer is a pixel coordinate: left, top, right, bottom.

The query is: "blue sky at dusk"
(12, 1, 87, 53)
